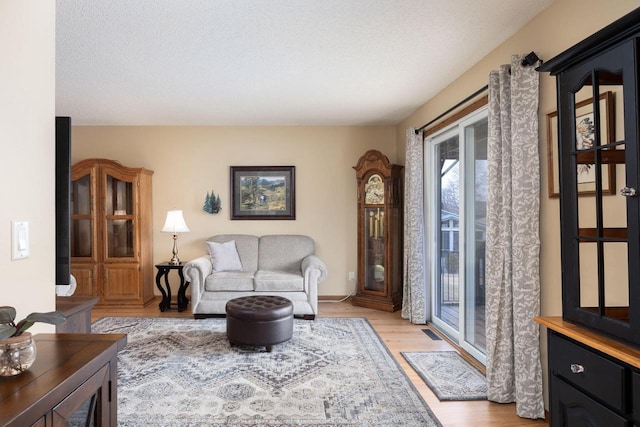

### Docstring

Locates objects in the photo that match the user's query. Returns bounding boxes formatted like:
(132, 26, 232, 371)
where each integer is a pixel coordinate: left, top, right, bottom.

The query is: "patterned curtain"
(485, 54, 544, 419)
(402, 128, 428, 324)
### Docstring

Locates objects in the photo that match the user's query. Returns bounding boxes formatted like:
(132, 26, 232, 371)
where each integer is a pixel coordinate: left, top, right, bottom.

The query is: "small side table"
(155, 262, 190, 312)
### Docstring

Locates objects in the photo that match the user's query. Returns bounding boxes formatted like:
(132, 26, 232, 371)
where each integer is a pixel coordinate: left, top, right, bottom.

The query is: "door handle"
(620, 187, 637, 197)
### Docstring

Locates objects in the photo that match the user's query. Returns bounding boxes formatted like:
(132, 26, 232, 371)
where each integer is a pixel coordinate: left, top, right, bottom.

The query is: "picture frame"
(230, 166, 296, 220)
(547, 91, 615, 198)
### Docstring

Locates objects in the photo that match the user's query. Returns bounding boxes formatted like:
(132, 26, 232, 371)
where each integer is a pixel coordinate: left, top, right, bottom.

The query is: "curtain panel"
(402, 128, 428, 324)
(485, 54, 544, 419)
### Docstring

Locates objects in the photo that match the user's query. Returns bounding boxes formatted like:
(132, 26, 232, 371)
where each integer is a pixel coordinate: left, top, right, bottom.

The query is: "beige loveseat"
(183, 234, 328, 319)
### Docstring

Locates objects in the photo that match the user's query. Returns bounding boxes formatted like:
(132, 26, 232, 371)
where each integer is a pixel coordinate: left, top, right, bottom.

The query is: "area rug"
(401, 351, 487, 401)
(93, 317, 442, 426)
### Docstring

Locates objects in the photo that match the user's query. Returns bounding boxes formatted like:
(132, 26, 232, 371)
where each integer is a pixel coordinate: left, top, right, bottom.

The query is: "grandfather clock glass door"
(364, 176, 385, 292)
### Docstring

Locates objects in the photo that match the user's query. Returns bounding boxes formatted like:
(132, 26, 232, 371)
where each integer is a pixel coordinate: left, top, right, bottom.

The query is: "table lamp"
(161, 210, 190, 265)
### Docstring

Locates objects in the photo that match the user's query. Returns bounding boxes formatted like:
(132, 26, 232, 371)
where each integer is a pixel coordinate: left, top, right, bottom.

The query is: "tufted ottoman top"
(226, 295, 293, 321)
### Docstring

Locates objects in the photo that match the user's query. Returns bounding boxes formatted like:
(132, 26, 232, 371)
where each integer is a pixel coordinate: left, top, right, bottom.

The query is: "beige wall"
(71, 126, 397, 297)
(0, 1, 56, 331)
(397, 0, 639, 407)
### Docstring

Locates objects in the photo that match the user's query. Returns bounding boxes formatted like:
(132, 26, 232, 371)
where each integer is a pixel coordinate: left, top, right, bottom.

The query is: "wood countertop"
(535, 316, 640, 369)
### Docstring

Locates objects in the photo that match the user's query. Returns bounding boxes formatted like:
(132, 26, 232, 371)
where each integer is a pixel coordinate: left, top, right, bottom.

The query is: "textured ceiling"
(55, 0, 554, 126)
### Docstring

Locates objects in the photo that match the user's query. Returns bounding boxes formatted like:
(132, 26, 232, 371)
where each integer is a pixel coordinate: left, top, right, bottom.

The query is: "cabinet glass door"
(561, 40, 638, 341)
(71, 174, 93, 258)
(105, 174, 134, 259)
(575, 72, 627, 320)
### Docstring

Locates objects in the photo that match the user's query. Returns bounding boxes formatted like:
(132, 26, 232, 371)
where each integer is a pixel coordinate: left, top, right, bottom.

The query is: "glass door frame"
(425, 107, 488, 365)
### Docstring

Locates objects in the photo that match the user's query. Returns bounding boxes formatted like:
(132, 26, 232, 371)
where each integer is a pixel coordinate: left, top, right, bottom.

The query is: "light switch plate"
(12, 221, 29, 260)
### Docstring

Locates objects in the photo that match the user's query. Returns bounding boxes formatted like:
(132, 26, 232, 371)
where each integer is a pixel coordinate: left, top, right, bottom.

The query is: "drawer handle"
(570, 363, 585, 374)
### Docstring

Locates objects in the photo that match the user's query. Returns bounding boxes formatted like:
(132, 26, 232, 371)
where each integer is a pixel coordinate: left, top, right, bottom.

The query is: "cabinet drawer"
(549, 332, 626, 411)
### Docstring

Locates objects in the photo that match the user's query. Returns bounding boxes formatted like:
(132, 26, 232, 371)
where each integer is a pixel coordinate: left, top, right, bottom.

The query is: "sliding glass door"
(427, 108, 487, 363)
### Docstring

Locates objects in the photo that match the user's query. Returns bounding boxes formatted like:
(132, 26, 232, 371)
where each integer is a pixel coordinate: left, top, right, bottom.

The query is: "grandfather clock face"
(364, 174, 384, 204)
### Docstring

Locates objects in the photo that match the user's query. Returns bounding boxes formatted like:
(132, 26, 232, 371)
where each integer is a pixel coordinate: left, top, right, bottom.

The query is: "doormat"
(401, 351, 487, 401)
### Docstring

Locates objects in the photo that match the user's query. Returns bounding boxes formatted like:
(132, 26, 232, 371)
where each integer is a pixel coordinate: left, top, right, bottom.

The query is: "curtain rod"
(414, 51, 541, 135)
(414, 85, 488, 134)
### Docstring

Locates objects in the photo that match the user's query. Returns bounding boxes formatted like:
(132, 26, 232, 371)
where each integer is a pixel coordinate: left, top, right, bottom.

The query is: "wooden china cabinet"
(71, 158, 154, 306)
(352, 150, 404, 312)
(536, 8, 640, 426)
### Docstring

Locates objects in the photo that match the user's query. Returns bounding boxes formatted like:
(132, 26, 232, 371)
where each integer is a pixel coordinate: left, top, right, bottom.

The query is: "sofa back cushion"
(258, 235, 314, 272)
(207, 234, 259, 272)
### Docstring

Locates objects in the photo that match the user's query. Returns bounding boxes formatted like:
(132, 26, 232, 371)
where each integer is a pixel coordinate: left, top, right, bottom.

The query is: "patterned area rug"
(93, 317, 442, 426)
(401, 351, 487, 401)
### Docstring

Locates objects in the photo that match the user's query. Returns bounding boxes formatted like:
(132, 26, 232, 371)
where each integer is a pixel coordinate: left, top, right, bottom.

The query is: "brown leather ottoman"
(225, 295, 294, 352)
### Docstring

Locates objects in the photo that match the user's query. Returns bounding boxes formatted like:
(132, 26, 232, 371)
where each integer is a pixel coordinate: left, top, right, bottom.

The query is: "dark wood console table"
(56, 296, 100, 333)
(0, 333, 126, 427)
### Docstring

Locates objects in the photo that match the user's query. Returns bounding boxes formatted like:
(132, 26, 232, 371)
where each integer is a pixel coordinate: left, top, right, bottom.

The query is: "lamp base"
(169, 234, 181, 265)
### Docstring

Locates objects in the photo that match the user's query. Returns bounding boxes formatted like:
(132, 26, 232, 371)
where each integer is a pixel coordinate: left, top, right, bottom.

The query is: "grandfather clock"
(352, 150, 404, 312)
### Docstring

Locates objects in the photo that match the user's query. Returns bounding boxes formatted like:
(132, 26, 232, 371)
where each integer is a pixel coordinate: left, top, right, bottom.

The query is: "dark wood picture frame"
(547, 91, 616, 198)
(230, 166, 296, 220)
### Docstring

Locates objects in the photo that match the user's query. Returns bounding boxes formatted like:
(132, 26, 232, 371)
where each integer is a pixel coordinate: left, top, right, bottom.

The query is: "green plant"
(0, 306, 66, 339)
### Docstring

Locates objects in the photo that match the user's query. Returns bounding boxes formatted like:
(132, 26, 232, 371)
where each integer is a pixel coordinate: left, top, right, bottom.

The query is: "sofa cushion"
(258, 235, 314, 271)
(254, 270, 304, 292)
(205, 271, 255, 291)
(209, 234, 259, 272)
(207, 240, 242, 272)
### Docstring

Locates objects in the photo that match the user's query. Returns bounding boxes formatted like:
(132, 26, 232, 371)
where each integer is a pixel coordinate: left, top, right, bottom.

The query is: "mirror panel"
(578, 241, 598, 309)
(603, 242, 629, 322)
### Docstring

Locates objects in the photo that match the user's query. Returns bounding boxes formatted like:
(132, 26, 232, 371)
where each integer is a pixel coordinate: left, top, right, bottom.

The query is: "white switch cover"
(12, 221, 29, 260)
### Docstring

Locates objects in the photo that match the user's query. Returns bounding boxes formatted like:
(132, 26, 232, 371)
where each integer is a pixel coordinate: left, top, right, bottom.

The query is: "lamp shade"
(161, 210, 190, 233)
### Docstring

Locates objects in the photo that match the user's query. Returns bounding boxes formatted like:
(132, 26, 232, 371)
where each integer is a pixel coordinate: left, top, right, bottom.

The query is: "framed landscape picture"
(230, 166, 296, 220)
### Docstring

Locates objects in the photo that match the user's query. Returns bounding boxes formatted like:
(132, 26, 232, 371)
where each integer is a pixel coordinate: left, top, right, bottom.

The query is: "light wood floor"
(91, 298, 549, 427)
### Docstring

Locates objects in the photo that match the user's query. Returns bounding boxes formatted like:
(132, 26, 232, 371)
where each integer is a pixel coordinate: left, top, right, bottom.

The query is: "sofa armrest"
(301, 254, 327, 316)
(183, 256, 212, 311)
(301, 254, 328, 283)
